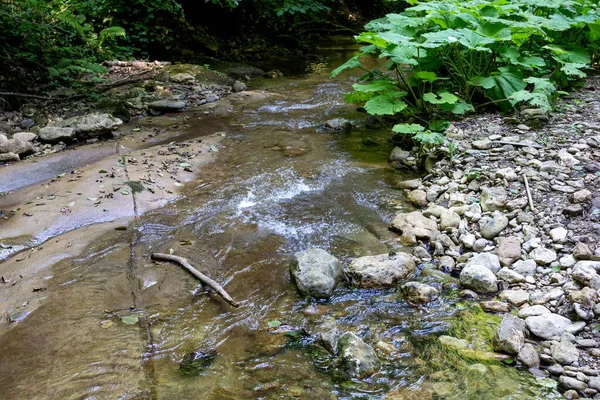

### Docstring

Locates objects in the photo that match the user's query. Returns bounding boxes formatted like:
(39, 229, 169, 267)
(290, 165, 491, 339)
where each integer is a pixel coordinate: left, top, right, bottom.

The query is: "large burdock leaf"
(392, 123, 425, 134)
(330, 56, 361, 77)
(423, 91, 459, 105)
(353, 79, 398, 92)
(364, 93, 408, 115)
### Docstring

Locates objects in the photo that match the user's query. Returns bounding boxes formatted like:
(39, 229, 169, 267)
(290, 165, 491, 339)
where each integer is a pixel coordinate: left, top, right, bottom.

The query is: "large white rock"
(525, 314, 572, 340)
(346, 253, 415, 288)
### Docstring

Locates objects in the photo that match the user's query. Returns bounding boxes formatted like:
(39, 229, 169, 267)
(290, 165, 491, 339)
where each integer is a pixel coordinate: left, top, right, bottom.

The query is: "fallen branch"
(493, 141, 543, 149)
(151, 253, 240, 307)
(523, 174, 536, 212)
(97, 68, 158, 91)
(0, 92, 86, 102)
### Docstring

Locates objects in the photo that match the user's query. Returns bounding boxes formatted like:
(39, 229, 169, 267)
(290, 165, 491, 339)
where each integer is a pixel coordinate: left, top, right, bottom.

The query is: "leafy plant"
(332, 0, 600, 165)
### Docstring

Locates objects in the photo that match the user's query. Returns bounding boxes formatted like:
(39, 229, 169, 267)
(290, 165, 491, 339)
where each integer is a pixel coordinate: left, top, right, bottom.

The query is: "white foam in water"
(237, 191, 257, 210)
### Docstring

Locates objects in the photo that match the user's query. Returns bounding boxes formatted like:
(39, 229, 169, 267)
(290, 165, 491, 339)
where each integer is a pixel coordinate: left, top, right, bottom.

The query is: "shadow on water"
(0, 36, 561, 400)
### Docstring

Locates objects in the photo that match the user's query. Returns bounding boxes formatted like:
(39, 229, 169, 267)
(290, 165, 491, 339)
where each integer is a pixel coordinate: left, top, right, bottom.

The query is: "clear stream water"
(0, 38, 561, 399)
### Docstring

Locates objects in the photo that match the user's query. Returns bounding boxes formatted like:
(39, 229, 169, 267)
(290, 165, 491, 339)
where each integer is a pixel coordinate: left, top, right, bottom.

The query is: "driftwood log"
(151, 253, 240, 308)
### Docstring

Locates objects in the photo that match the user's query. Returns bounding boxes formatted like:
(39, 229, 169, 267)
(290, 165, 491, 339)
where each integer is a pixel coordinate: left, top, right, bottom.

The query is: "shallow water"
(0, 38, 561, 399)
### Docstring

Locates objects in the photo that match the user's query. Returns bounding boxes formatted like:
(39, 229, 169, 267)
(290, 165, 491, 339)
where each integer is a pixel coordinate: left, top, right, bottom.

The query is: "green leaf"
(353, 79, 397, 92)
(489, 67, 526, 99)
(120, 315, 139, 325)
(468, 76, 496, 89)
(414, 130, 445, 145)
(414, 71, 437, 82)
(344, 91, 374, 103)
(423, 91, 459, 105)
(560, 62, 587, 78)
(268, 320, 282, 328)
(364, 93, 408, 115)
(392, 123, 425, 134)
(330, 56, 361, 77)
(440, 100, 475, 115)
(509, 90, 552, 110)
(98, 169, 108, 173)
(429, 120, 451, 132)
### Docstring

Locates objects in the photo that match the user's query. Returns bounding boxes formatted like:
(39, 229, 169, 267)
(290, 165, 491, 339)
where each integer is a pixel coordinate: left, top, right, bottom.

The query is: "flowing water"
(0, 38, 561, 399)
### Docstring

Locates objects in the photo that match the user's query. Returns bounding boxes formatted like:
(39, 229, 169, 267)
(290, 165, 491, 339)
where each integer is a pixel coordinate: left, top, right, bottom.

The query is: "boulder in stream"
(389, 211, 438, 245)
(338, 332, 381, 378)
(56, 113, 123, 136)
(401, 281, 439, 304)
(492, 314, 525, 355)
(345, 252, 415, 288)
(290, 248, 344, 300)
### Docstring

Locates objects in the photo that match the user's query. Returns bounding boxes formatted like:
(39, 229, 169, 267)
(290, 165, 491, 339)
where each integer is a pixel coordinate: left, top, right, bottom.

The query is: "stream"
(0, 38, 562, 399)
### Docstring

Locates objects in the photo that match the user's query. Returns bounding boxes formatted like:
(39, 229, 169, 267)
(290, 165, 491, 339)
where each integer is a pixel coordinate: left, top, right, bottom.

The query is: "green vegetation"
(332, 0, 600, 161)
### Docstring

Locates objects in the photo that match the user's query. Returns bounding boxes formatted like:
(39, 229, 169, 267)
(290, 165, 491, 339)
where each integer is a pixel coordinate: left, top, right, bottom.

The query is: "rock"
(338, 332, 381, 378)
(572, 262, 599, 285)
(549, 227, 568, 243)
(439, 256, 455, 271)
(552, 341, 580, 365)
(460, 233, 476, 248)
(518, 305, 550, 318)
(467, 252, 501, 273)
(290, 248, 344, 299)
(472, 238, 488, 252)
(460, 264, 498, 293)
(57, 113, 122, 136)
(472, 139, 492, 150)
(479, 211, 509, 239)
(563, 204, 584, 217)
(513, 259, 537, 277)
(148, 100, 187, 112)
(38, 126, 76, 143)
(0, 152, 19, 162)
(496, 167, 517, 181)
(573, 243, 593, 260)
(439, 209, 460, 230)
(20, 118, 35, 129)
(407, 190, 427, 208)
(0, 137, 34, 156)
(569, 287, 598, 306)
(263, 69, 283, 79)
(525, 314, 572, 340)
(572, 189, 592, 204)
(565, 321, 586, 335)
(389, 211, 438, 245)
(232, 80, 247, 92)
(529, 247, 557, 265)
(365, 115, 381, 129)
(589, 377, 600, 391)
(401, 281, 439, 304)
(499, 289, 530, 306)
(480, 301, 512, 313)
(389, 147, 413, 168)
(559, 376, 587, 391)
(346, 253, 415, 288)
(315, 319, 342, 355)
(518, 343, 540, 368)
(12, 132, 37, 142)
(492, 314, 525, 354)
(439, 335, 468, 350)
(179, 348, 217, 375)
(557, 148, 580, 167)
(496, 267, 524, 283)
(325, 118, 351, 132)
(395, 179, 420, 190)
(480, 186, 508, 212)
(496, 236, 522, 266)
(170, 72, 195, 84)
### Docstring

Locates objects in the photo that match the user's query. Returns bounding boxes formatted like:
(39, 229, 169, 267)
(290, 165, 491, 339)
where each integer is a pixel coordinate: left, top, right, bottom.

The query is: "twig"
(151, 253, 240, 307)
(523, 175, 535, 212)
(97, 68, 158, 91)
(0, 92, 86, 101)
(493, 141, 543, 149)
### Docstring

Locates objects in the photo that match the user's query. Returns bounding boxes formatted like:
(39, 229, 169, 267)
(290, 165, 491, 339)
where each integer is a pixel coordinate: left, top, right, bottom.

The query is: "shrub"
(332, 0, 600, 160)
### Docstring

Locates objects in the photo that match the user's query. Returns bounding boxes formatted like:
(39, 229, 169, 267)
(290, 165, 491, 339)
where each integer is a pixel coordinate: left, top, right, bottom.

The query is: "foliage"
(0, 0, 185, 89)
(332, 0, 600, 163)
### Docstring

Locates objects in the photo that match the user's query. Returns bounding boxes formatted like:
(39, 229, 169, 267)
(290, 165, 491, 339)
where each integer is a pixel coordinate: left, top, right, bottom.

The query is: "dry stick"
(151, 253, 240, 308)
(0, 92, 86, 101)
(493, 141, 543, 149)
(523, 174, 536, 212)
